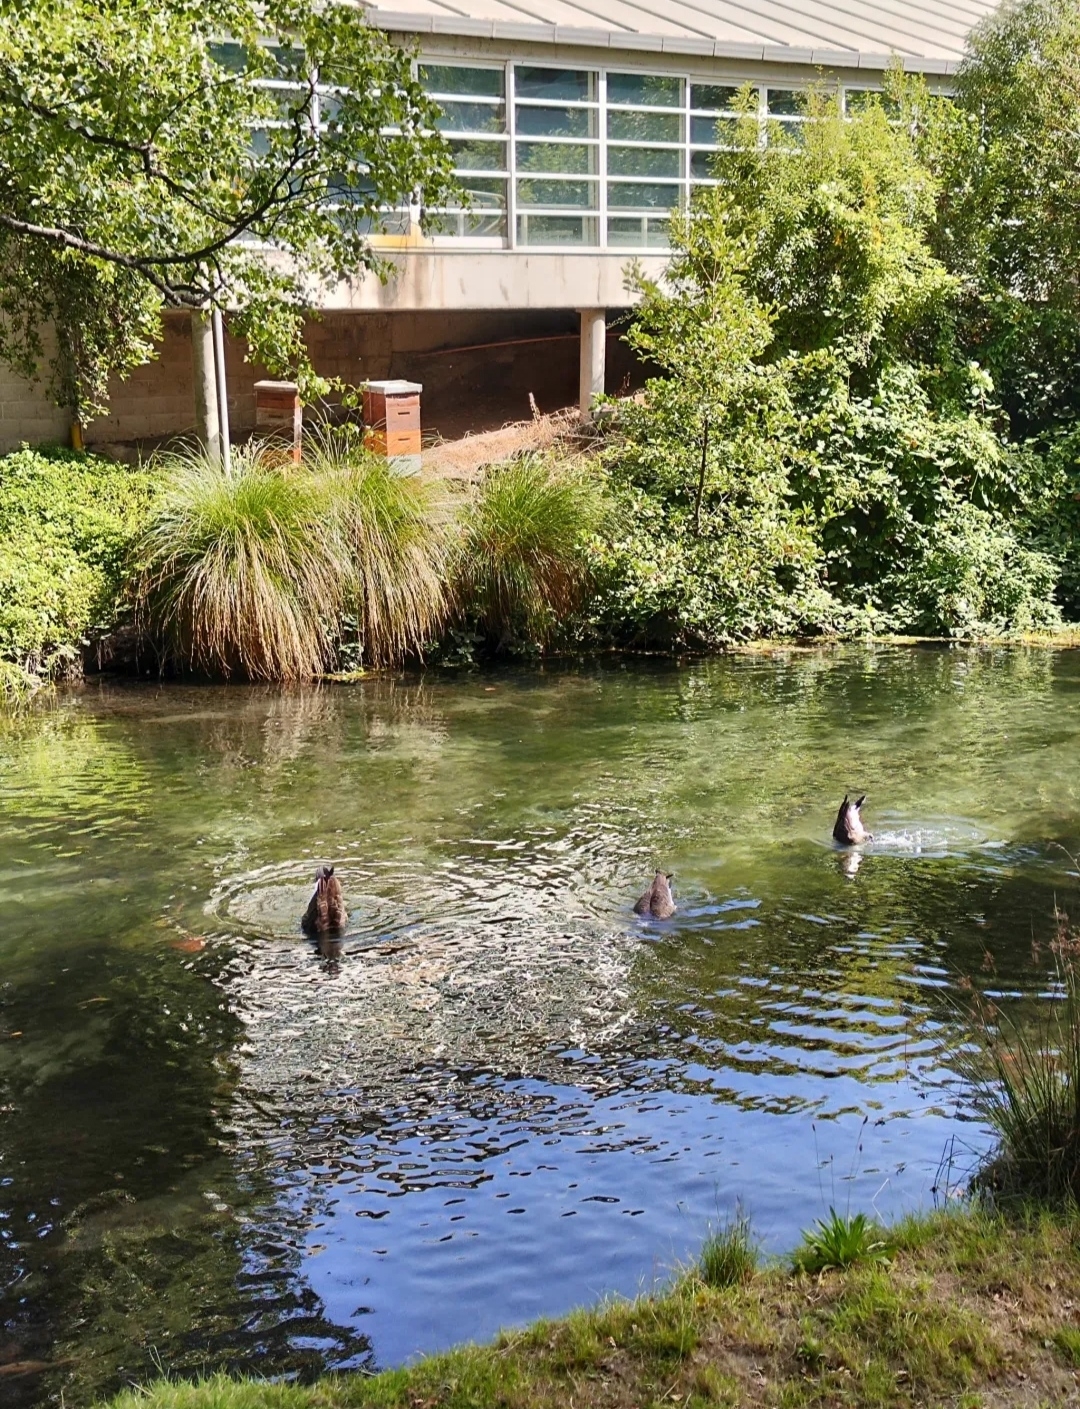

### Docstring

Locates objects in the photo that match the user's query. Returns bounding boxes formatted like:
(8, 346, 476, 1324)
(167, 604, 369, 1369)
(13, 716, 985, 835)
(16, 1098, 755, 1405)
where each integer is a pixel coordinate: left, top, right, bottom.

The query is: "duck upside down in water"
(634, 871, 676, 919)
(302, 865, 348, 935)
(833, 794, 873, 846)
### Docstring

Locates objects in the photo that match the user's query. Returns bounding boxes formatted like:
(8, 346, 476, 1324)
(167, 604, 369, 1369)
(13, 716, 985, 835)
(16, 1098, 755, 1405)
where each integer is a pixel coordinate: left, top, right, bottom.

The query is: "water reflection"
(2, 648, 1080, 1404)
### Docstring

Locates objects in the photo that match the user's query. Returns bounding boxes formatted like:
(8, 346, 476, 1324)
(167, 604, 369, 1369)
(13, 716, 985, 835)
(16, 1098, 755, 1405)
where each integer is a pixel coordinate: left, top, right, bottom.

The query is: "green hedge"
(0, 445, 152, 680)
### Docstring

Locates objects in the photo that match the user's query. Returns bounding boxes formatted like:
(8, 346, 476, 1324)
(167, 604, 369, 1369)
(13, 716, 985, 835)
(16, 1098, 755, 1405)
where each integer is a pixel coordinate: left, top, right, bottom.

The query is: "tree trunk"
(191, 309, 221, 465)
(693, 417, 710, 536)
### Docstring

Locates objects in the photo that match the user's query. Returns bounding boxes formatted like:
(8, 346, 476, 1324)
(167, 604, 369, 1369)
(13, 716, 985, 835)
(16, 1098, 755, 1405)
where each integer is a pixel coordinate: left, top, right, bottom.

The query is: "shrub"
(135, 444, 344, 681)
(0, 444, 151, 683)
(792, 1209, 891, 1275)
(699, 1210, 756, 1289)
(454, 453, 606, 652)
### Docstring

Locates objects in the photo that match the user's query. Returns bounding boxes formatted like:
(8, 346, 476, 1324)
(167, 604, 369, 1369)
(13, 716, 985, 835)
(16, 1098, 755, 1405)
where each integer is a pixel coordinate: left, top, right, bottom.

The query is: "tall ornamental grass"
(455, 453, 606, 650)
(305, 430, 449, 666)
(135, 435, 449, 680)
(965, 915, 1080, 1202)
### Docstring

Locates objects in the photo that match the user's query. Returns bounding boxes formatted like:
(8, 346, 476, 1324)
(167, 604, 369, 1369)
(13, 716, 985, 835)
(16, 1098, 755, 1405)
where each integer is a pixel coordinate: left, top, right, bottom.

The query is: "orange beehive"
(363, 379, 422, 475)
(254, 380, 302, 463)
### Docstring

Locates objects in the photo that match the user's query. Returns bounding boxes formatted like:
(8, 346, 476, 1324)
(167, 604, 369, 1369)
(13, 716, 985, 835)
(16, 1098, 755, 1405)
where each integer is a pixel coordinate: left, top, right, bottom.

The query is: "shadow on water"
(3, 647, 1080, 1402)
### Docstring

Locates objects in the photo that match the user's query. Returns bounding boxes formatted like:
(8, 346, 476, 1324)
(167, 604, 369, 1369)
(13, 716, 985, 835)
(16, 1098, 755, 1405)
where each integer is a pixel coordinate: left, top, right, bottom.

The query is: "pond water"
(3, 646, 1080, 1404)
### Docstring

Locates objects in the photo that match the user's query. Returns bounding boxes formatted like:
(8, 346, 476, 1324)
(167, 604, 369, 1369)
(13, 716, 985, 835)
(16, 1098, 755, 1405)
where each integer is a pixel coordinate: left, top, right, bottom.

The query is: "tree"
(934, 0, 1080, 442)
(0, 0, 455, 433)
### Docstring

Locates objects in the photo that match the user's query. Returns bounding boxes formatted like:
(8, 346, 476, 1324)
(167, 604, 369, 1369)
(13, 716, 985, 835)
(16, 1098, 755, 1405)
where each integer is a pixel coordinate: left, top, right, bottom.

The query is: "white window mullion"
(507, 60, 517, 249)
(598, 69, 608, 250)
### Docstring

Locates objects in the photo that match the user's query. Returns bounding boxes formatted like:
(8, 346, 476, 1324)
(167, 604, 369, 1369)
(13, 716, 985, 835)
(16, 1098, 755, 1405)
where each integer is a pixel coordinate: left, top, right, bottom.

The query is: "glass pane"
(607, 216, 646, 246)
(515, 67, 594, 102)
(607, 109, 681, 143)
(516, 177, 597, 209)
(646, 217, 670, 249)
(690, 114, 738, 145)
(515, 104, 595, 138)
(607, 73, 681, 108)
(516, 141, 594, 174)
(419, 64, 504, 97)
(607, 145, 681, 178)
(607, 181, 680, 210)
(456, 177, 507, 209)
(463, 209, 507, 237)
(690, 83, 744, 112)
(448, 138, 507, 171)
(766, 88, 803, 115)
(690, 149, 718, 178)
(362, 210, 411, 236)
(435, 100, 506, 134)
(517, 213, 599, 246)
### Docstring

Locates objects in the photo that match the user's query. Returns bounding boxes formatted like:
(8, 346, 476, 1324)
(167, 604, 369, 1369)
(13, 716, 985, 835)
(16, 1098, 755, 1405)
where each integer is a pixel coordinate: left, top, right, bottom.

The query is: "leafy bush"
(599, 84, 1060, 644)
(793, 1209, 891, 1275)
(454, 453, 607, 652)
(0, 444, 151, 682)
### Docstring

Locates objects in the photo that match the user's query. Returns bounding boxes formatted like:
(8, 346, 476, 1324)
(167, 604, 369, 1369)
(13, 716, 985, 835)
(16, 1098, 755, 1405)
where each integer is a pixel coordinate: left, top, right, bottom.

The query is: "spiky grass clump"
(699, 1209, 756, 1288)
(793, 1209, 891, 1275)
(136, 445, 343, 681)
(305, 430, 449, 665)
(965, 918, 1080, 1203)
(455, 453, 606, 650)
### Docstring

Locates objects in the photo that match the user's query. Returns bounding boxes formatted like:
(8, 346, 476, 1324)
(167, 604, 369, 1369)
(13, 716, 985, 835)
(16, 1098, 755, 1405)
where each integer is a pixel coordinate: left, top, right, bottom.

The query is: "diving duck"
(833, 794, 873, 846)
(634, 871, 677, 919)
(302, 865, 348, 935)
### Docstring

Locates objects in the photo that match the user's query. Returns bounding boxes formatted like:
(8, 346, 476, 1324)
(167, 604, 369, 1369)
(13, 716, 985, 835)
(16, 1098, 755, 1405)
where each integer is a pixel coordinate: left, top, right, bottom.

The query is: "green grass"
(699, 1208, 757, 1288)
(962, 922, 1080, 1203)
(454, 452, 607, 650)
(94, 1204, 1080, 1409)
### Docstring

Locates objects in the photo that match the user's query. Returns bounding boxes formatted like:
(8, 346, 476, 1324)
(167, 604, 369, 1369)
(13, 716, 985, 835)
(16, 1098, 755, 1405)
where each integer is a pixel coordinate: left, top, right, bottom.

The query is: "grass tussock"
(963, 908, 1080, 1203)
(792, 1208, 892, 1275)
(699, 1208, 756, 1288)
(96, 1204, 1080, 1409)
(135, 434, 450, 680)
(455, 452, 606, 650)
(136, 444, 342, 681)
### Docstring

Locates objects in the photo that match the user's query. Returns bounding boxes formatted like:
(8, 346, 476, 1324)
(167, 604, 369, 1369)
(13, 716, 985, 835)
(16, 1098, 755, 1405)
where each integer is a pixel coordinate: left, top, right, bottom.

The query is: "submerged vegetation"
(98, 1204, 1080, 1409)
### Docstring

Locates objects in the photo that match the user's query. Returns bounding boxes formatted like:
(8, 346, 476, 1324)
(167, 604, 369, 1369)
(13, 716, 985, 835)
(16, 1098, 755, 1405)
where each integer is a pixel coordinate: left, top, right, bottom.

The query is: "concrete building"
(0, 0, 997, 453)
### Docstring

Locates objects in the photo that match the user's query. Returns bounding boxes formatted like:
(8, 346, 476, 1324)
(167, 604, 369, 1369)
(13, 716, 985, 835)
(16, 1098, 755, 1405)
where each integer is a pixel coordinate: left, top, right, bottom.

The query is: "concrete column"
(211, 306, 232, 477)
(191, 309, 221, 464)
(578, 307, 606, 420)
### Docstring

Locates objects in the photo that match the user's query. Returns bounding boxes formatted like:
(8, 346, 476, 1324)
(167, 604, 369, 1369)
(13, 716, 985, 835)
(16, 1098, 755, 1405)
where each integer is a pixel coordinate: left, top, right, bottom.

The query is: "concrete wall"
(0, 359, 71, 455)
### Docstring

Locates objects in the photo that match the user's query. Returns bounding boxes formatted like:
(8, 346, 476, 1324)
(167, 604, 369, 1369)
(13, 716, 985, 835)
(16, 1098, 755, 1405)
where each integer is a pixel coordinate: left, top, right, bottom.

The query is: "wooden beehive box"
(254, 380, 302, 463)
(363, 379, 422, 475)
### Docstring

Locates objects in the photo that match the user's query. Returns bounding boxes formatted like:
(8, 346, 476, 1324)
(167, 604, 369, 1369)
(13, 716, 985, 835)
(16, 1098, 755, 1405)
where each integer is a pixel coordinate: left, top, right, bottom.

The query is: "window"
(420, 64, 508, 239)
(415, 61, 812, 250)
(514, 66, 599, 246)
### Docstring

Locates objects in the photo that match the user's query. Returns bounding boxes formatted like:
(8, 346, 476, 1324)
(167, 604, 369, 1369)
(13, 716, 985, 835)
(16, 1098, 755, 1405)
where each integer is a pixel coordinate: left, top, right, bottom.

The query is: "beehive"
(363, 379, 422, 476)
(254, 380, 302, 464)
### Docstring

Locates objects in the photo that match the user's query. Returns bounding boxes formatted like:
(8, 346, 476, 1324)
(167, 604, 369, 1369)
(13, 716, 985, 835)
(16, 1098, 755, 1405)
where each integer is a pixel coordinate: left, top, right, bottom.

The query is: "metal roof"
(365, 0, 998, 73)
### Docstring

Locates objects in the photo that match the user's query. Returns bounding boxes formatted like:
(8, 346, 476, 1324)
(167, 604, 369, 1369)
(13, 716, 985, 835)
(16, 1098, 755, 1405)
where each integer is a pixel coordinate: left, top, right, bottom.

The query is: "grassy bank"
(103, 1204, 1080, 1409)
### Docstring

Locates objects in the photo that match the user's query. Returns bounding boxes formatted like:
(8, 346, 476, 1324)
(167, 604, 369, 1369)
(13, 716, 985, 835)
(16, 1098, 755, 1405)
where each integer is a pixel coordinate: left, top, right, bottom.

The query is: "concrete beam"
(324, 251, 666, 313)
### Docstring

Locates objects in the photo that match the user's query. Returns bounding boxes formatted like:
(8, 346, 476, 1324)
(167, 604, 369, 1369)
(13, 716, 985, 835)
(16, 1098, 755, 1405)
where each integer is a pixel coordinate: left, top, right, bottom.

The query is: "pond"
(2, 646, 1080, 1405)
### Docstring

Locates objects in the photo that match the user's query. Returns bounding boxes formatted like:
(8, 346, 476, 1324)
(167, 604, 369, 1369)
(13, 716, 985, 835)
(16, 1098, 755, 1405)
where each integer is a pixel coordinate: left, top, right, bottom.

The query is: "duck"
(634, 871, 677, 919)
(301, 865, 348, 935)
(833, 794, 873, 846)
